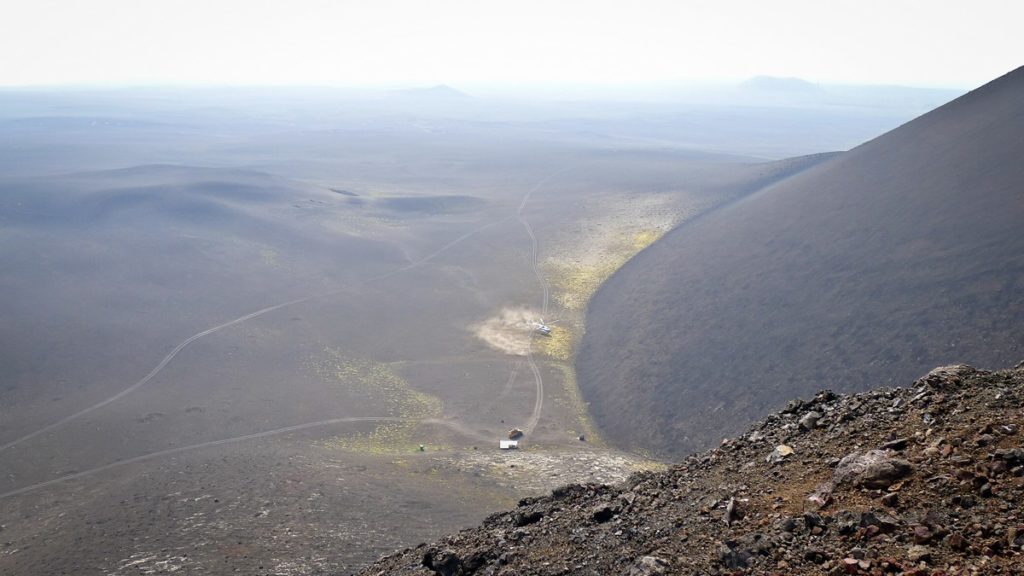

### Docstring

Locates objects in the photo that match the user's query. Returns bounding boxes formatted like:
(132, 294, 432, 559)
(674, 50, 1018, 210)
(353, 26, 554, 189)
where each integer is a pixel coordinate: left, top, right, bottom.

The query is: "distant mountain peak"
(394, 84, 472, 99)
(741, 75, 821, 93)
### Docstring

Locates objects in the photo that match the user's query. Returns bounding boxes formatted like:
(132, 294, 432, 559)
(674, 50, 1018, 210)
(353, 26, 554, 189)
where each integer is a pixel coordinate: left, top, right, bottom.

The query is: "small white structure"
(499, 440, 519, 450)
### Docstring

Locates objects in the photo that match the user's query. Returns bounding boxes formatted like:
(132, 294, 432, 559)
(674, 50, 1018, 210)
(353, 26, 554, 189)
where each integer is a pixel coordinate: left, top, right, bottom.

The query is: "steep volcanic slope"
(360, 363, 1024, 575)
(576, 66, 1024, 459)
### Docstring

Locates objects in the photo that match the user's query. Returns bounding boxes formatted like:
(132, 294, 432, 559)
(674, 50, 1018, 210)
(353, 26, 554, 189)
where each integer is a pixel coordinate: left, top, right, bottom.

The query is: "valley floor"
(0, 149, 757, 574)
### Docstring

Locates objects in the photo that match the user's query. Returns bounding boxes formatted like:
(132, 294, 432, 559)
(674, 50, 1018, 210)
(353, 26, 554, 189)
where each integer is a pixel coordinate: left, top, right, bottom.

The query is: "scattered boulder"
(782, 399, 805, 414)
(881, 437, 909, 451)
(906, 545, 931, 563)
(947, 532, 969, 551)
(718, 541, 752, 570)
(914, 364, 979, 390)
(767, 444, 794, 464)
(360, 364, 1024, 576)
(512, 510, 544, 527)
(628, 555, 669, 576)
(422, 549, 462, 576)
(994, 448, 1024, 467)
(802, 547, 829, 564)
(590, 503, 616, 523)
(834, 450, 913, 489)
(799, 411, 822, 431)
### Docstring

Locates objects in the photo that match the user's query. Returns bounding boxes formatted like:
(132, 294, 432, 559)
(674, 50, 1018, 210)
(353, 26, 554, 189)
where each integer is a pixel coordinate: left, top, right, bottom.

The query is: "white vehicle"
(533, 318, 554, 336)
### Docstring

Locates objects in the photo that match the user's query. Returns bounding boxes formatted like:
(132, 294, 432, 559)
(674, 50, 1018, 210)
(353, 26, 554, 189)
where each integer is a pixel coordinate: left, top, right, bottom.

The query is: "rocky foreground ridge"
(357, 364, 1024, 575)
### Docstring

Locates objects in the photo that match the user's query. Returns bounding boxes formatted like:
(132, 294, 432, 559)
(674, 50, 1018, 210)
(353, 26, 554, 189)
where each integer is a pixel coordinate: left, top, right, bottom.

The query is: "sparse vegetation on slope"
(578, 66, 1024, 460)
(313, 349, 443, 454)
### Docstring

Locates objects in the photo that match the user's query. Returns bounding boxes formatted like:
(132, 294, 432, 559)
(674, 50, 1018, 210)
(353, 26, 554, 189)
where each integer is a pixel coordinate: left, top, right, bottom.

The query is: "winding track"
(517, 176, 553, 316)
(0, 216, 510, 454)
(493, 359, 523, 407)
(0, 171, 562, 498)
(522, 353, 545, 436)
(0, 416, 485, 500)
(0, 297, 310, 453)
(516, 172, 562, 436)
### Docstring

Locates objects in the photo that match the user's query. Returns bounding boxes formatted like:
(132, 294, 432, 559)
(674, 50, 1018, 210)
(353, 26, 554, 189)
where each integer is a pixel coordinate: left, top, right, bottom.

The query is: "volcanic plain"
(0, 85, 950, 574)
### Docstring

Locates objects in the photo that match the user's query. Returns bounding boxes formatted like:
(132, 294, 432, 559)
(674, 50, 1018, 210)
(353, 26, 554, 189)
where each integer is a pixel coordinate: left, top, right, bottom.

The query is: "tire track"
(0, 217, 509, 454)
(514, 169, 568, 437)
(517, 173, 559, 317)
(496, 359, 523, 404)
(518, 217, 549, 316)
(523, 352, 545, 435)
(483, 359, 523, 418)
(0, 297, 311, 453)
(0, 416, 487, 500)
(0, 170, 562, 497)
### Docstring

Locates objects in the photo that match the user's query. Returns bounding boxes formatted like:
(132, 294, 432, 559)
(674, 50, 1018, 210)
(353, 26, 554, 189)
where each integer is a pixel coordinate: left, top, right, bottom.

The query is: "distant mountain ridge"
(576, 66, 1024, 459)
(392, 84, 472, 99)
(740, 75, 822, 93)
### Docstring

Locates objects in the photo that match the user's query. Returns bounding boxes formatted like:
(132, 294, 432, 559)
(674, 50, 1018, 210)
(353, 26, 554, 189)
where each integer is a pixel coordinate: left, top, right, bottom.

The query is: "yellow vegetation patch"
(324, 422, 452, 456)
(311, 349, 443, 454)
(534, 228, 666, 446)
(533, 324, 576, 361)
(631, 229, 661, 252)
(546, 228, 664, 313)
(547, 260, 623, 312)
(629, 459, 670, 473)
(313, 350, 441, 419)
(551, 362, 603, 445)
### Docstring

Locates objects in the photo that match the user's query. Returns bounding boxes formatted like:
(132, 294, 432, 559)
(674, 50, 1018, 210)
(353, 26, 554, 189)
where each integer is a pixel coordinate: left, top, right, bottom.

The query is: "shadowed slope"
(577, 66, 1024, 459)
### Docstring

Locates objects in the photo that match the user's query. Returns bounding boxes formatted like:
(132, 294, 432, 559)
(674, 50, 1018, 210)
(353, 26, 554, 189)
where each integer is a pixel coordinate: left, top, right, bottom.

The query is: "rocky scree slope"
(358, 364, 1024, 575)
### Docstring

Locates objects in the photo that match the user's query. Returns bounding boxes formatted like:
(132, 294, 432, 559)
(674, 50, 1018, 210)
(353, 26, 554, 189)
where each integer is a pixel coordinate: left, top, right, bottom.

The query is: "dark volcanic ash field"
(0, 87, 950, 574)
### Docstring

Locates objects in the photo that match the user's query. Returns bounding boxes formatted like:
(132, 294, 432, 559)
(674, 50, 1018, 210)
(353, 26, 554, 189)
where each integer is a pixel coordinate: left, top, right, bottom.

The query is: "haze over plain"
(0, 82, 857, 574)
(2, 1, 1023, 574)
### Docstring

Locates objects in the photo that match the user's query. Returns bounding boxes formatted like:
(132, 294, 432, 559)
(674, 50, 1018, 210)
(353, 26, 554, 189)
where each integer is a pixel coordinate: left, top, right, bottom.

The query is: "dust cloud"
(473, 307, 539, 356)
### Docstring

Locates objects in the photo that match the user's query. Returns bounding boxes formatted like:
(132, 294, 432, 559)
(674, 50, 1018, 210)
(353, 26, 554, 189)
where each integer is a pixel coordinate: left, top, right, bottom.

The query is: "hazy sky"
(1, 0, 1020, 89)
